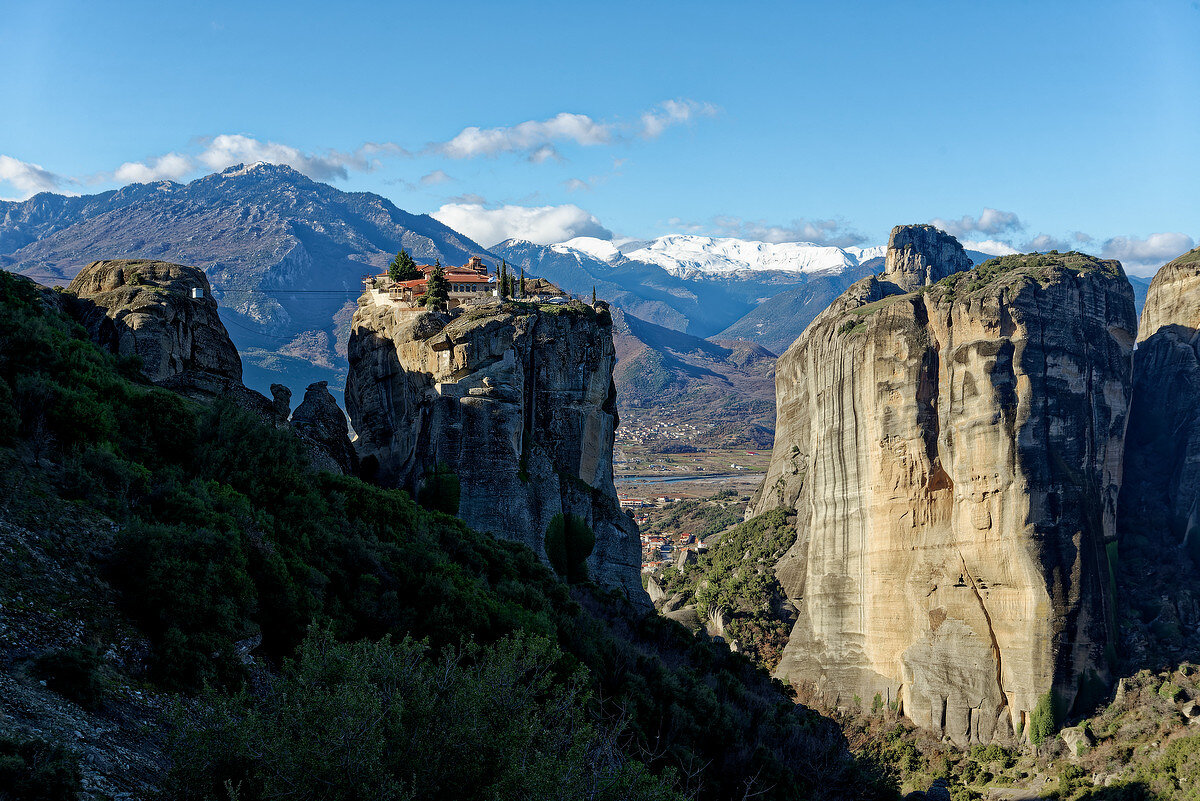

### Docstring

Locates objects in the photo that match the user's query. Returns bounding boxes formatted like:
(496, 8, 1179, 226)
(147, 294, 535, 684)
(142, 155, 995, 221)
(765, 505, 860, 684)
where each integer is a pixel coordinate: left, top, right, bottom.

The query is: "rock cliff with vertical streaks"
(750, 250, 1136, 744)
(346, 294, 646, 604)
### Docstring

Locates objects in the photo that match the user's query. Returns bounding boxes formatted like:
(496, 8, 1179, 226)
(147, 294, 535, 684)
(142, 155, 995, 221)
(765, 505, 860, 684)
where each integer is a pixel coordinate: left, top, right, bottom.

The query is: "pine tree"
(592, 286, 596, 305)
(388, 248, 420, 282)
(519, 267, 525, 298)
(499, 260, 508, 298)
(420, 259, 450, 311)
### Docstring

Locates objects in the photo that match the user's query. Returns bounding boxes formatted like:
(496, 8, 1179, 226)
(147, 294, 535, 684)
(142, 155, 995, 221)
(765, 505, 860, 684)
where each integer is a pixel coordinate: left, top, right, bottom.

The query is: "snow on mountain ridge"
(554, 236, 620, 262)
(548, 234, 888, 279)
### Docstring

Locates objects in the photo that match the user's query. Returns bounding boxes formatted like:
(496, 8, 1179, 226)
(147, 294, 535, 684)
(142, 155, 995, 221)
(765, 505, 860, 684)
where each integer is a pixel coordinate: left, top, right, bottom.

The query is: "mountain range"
(0, 162, 489, 399)
(0, 163, 1150, 440)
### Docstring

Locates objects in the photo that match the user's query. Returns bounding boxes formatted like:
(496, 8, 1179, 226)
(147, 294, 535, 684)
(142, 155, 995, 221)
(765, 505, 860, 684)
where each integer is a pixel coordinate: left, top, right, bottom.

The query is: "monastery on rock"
(363, 256, 496, 310)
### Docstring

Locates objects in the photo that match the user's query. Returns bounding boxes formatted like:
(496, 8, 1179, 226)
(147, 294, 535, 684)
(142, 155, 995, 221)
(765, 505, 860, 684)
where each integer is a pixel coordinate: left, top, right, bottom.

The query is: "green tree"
(518, 266, 525, 298)
(388, 247, 420, 282)
(544, 513, 595, 584)
(419, 260, 450, 311)
(499, 260, 509, 298)
(418, 461, 460, 515)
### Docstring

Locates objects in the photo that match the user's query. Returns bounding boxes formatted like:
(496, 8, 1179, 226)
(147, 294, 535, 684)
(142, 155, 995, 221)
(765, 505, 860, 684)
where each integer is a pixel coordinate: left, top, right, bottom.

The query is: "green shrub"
(0, 736, 82, 801)
(418, 461, 461, 515)
(1159, 680, 1183, 701)
(1030, 691, 1058, 745)
(168, 627, 682, 801)
(544, 513, 595, 583)
(34, 646, 108, 708)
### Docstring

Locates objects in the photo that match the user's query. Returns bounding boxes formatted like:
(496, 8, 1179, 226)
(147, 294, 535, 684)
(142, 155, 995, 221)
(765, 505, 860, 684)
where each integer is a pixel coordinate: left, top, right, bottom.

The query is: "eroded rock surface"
(881, 224, 972, 292)
(346, 296, 645, 603)
(1120, 247, 1200, 551)
(66, 259, 242, 397)
(291, 381, 358, 475)
(751, 252, 1136, 744)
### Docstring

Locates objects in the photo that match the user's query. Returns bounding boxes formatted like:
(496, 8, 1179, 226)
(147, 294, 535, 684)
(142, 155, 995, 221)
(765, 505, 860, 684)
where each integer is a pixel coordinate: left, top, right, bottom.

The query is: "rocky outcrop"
(881, 224, 972, 292)
(751, 252, 1136, 745)
(66, 259, 242, 398)
(346, 296, 645, 603)
(1119, 247, 1200, 552)
(291, 381, 358, 475)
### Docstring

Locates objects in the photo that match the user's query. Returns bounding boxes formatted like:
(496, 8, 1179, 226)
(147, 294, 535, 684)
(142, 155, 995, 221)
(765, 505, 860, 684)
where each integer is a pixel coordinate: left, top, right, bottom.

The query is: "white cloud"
(437, 99, 718, 161)
(1101, 232, 1196, 274)
(563, 178, 590, 192)
(706, 215, 866, 247)
(420, 169, 452, 186)
(432, 202, 612, 247)
(639, 99, 718, 139)
(440, 113, 611, 159)
(112, 152, 194, 183)
(961, 239, 1021, 256)
(0, 155, 69, 199)
(931, 208, 1023, 238)
(195, 135, 405, 181)
(96, 136, 408, 186)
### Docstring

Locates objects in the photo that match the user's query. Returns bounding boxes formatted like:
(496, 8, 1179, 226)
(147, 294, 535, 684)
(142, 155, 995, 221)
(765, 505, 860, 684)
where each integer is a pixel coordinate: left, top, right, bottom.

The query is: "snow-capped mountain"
(554, 234, 886, 279)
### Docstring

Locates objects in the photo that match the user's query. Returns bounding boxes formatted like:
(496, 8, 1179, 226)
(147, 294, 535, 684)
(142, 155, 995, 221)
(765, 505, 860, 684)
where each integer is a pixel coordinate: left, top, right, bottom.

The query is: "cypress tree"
(420, 260, 450, 311)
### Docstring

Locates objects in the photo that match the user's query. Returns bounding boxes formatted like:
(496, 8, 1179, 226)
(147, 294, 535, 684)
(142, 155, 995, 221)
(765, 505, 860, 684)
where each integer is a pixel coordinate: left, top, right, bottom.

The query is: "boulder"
(675, 548, 697, 570)
(661, 592, 687, 614)
(647, 576, 667, 605)
(291, 381, 358, 475)
(1061, 725, 1095, 757)
(66, 259, 242, 398)
(751, 251, 1136, 745)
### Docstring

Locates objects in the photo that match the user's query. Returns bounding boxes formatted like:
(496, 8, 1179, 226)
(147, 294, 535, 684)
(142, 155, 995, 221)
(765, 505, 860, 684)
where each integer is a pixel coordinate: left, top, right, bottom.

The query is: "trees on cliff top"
(388, 248, 420, 282)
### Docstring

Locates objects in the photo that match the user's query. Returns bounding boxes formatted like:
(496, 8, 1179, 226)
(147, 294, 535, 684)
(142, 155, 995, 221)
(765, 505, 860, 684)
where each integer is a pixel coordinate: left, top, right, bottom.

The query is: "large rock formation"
(66, 259, 242, 397)
(1120, 246, 1200, 552)
(881, 224, 972, 291)
(750, 251, 1136, 745)
(346, 295, 645, 603)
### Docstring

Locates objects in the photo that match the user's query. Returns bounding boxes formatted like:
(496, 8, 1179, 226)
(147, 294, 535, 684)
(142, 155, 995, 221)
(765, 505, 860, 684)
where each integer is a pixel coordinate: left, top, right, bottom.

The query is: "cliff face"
(66, 259, 359, 474)
(751, 252, 1136, 745)
(66, 259, 242, 397)
(881, 224, 973, 292)
(346, 296, 645, 603)
(1120, 247, 1200, 552)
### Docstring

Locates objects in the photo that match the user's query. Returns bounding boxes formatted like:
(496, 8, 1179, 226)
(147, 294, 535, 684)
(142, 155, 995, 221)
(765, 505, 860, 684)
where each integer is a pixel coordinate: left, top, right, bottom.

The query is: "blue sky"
(2, 0, 1198, 273)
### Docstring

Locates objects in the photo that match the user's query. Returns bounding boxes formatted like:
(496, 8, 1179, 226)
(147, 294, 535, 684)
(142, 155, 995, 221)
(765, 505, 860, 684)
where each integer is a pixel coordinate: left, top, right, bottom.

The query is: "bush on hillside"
(0, 736, 82, 801)
(169, 627, 682, 801)
(33, 646, 109, 709)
